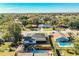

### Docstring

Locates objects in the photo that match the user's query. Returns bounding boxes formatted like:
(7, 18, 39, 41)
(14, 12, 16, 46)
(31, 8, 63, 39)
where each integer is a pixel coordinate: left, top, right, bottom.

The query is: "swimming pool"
(26, 48, 49, 53)
(60, 42, 71, 46)
(33, 50, 48, 53)
(58, 42, 73, 47)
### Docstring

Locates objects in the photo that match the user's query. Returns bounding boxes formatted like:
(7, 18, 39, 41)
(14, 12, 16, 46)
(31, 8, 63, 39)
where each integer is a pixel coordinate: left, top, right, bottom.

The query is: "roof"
(32, 33, 47, 41)
(23, 37, 36, 45)
(38, 24, 52, 28)
(58, 25, 68, 28)
(53, 31, 70, 40)
(53, 33, 62, 39)
(60, 31, 70, 37)
(23, 33, 47, 42)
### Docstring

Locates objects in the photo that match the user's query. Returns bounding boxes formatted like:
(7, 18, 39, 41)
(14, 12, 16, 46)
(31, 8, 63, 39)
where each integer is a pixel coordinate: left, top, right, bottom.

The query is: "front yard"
(0, 42, 16, 56)
(0, 52, 15, 56)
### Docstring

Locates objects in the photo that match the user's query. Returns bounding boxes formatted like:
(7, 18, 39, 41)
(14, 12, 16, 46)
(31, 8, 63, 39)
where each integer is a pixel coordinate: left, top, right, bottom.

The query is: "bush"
(75, 50, 79, 55)
(67, 49, 75, 54)
(9, 47, 15, 52)
(10, 43, 18, 47)
(0, 49, 4, 52)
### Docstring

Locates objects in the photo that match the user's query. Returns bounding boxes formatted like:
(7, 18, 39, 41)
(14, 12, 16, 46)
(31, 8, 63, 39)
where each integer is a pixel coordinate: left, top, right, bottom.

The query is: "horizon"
(0, 3, 79, 13)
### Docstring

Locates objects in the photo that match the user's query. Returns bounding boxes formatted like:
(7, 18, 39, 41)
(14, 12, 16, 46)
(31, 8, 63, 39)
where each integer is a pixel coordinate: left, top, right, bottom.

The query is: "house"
(52, 31, 74, 47)
(38, 24, 52, 28)
(38, 24, 53, 31)
(23, 33, 48, 44)
(58, 24, 68, 28)
(14, 18, 22, 24)
(31, 33, 48, 44)
(31, 24, 38, 28)
(53, 31, 70, 41)
(22, 33, 49, 48)
(22, 32, 52, 55)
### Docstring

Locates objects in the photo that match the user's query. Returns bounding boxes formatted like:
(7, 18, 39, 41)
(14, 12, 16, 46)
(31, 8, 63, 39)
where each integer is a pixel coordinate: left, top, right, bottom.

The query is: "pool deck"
(17, 50, 52, 56)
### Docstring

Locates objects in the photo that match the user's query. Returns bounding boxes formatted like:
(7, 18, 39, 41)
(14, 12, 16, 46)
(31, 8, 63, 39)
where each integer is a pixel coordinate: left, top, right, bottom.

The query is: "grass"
(0, 42, 12, 50)
(60, 48, 76, 56)
(41, 28, 53, 31)
(0, 42, 16, 56)
(0, 52, 15, 56)
(55, 28, 65, 31)
(61, 50, 76, 56)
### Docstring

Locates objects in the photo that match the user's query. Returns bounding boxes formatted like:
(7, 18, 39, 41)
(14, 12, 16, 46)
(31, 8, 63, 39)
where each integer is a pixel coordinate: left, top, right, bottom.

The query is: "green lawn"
(0, 52, 15, 56)
(0, 42, 12, 51)
(41, 28, 53, 31)
(0, 42, 16, 56)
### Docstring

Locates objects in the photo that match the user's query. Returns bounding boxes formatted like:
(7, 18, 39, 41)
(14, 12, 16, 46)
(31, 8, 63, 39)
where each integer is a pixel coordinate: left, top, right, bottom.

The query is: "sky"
(0, 3, 79, 13)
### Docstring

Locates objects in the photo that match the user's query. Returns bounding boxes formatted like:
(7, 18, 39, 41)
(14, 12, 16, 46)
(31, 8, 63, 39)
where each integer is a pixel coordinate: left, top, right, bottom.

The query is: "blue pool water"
(59, 42, 71, 47)
(56, 37, 72, 47)
(33, 50, 48, 53)
(56, 37, 69, 42)
(27, 48, 48, 53)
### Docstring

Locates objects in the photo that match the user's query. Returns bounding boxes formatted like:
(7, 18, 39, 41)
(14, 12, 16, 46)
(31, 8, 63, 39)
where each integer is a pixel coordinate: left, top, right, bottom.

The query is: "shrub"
(67, 49, 75, 54)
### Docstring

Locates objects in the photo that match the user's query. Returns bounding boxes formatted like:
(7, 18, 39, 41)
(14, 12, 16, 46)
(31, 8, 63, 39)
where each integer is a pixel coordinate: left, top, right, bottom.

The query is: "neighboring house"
(38, 24, 52, 28)
(31, 24, 38, 28)
(53, 31, 70, 41)
(52, 31, 73, 47)
(38, 24, 53, 31)
(58, 24, 68, 28)
(5, 37, 15, 42)
(14, 18, 22, 24)
(0, 38, 4, 44)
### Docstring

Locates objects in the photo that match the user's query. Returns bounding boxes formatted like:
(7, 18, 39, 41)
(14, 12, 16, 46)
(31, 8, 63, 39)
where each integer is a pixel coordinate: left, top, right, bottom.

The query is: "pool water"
(33, 50, 48, 53)
(59, 42, 72, 47)
(27, 48, 48, 53)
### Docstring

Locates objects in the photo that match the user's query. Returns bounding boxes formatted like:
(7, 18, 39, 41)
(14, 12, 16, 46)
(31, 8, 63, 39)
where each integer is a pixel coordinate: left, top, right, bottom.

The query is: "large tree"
(19, 16, 29, 26)
(7, 23, 21, 44)
(69, 19, 79, 29)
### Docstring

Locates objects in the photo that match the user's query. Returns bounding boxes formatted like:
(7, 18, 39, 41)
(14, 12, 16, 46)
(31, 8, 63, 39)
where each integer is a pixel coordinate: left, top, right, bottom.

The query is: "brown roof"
(53, 33, 62, 40)
(53, 32, 70, 40)
(62, 33, 70, 37)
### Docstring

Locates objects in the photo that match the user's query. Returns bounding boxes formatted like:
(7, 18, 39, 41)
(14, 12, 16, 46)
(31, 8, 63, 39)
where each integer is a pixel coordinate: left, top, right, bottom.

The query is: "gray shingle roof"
(32, 33, 46, 41)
